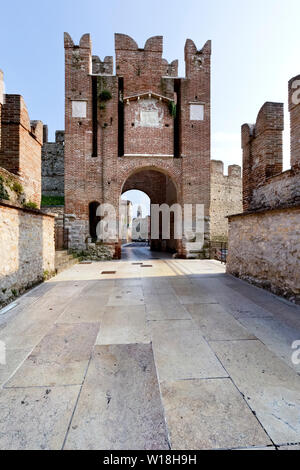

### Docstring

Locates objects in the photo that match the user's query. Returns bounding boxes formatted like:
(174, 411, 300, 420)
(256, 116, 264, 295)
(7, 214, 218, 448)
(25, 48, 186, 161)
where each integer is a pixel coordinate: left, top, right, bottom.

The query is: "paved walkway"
(0, 253, 300, 450)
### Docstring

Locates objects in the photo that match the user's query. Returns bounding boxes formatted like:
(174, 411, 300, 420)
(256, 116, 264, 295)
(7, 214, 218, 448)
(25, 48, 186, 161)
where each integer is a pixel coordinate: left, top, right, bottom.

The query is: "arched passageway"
(120, 168, 179, 257)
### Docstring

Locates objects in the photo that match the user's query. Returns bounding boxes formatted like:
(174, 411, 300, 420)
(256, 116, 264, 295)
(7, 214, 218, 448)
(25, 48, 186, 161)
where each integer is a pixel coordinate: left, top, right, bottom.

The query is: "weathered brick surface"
(0, 201, 55, 307)
(251, 170, 300, 210)
(289, 74, 300, 172)
(64, 33, 211, 257)
(242, 102, 284, 211)
(210, 160, 242, 241)
(0, 83, 43, 207)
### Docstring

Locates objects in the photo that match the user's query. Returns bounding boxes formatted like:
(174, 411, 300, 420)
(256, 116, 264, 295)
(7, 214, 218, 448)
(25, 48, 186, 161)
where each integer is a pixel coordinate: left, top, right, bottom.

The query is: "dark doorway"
(89, 201, 100, 241)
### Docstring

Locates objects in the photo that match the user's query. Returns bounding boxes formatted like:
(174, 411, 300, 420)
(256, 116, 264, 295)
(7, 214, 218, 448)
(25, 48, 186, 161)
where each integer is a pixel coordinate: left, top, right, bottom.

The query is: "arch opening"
(120, 168, 179, 257)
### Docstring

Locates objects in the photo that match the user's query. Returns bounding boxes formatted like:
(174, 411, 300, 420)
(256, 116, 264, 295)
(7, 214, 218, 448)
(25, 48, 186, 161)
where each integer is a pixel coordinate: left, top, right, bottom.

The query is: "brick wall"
(241, 77, 300, 212)
(0, 85, 43, 207)
(124, 97, 174, 156)
(210, 160, 242, 241)
(64, 33, 211, 258)
(0, 70, 3, 149)
(242, 102, 284, 211)
(42, 127, 64, 197)
(0, 201, 55, 307)
(289, 74, 300, 172)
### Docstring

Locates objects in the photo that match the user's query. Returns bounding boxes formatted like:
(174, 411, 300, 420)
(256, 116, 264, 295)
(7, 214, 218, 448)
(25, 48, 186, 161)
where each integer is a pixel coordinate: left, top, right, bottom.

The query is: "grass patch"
(0, 177, 9, 200)
(23, 201, 38, 209)
(168, 101, 177, 119)
(12, 181, 24, 194)
(41, 195, 65, 206)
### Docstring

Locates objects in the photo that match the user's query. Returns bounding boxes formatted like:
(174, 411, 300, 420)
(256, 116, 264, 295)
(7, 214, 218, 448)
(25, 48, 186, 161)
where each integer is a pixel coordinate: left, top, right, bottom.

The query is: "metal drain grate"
(141, 265, 153, 268)
(101, 271, 117, 275)
(132, 263, 143, 265)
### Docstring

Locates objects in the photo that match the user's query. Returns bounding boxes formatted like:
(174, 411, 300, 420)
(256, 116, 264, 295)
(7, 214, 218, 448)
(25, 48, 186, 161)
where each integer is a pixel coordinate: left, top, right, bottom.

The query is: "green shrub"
(12, 181, 24, 195)
(0, 177, 9, 201)
(23, 201, 38, 209)
(168, 101, 177, 119)
(41, 195, 65, 206)
(98, 89, 112, 102)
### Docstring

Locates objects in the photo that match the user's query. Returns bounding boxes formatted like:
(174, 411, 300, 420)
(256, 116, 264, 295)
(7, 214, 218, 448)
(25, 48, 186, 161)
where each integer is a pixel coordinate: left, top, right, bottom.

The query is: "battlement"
(64, 32, 91, 50)
(211, 160, 241, 179)
(115, 34, 163, 53)
(114, 34, 179, 95)
(42, 126, 64, 198)
(184, 39, 211, 79)
(210, 159, 243, 241)
(92, 56, 113, 75)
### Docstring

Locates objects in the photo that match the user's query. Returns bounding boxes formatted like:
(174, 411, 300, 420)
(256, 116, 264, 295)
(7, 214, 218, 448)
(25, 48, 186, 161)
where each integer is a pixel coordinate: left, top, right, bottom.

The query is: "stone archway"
(120, 167, 179, 255)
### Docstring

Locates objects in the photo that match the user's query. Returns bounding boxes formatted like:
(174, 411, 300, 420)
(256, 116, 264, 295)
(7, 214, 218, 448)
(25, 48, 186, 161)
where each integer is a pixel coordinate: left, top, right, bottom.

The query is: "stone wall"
(210, 160, 242, 241)
(0, 201, 55, 307)
(42, 205, 64, 249)
(227, 207, 300, 303)
(251, 169, 300, 211)
(0, 167, 25, 205)
(42, 127, 64, 197)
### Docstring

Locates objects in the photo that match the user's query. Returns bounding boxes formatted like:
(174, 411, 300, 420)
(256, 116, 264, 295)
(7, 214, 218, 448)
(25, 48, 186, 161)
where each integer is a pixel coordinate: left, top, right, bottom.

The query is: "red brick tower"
(64, 33, 211, 258)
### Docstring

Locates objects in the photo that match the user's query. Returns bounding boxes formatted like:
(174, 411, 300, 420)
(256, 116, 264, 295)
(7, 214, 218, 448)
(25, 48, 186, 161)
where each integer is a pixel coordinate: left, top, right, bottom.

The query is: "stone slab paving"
(210, 339, 300, 446)
(96, 306, 150, 345)
(5, 323, 99, 388)
(56, 296, 106, 324)
(0, 386, 81, 450)
(64, 344, 169, 450)
(150, 320, 228, 382)
(0, 251, 300, 450)
(185, 303, 256, 341)
(160, 378, 272, 450)
(238, 317, 300, 373)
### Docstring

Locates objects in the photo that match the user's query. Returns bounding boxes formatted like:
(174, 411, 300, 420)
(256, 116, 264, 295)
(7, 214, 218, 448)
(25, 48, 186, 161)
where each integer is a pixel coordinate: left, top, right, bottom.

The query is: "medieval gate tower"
(64, 33, 211, 258)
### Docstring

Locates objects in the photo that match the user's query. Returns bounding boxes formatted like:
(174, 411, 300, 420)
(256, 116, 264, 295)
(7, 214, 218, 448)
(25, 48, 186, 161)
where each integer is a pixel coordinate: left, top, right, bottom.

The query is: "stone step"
(55, 250, 79, 274)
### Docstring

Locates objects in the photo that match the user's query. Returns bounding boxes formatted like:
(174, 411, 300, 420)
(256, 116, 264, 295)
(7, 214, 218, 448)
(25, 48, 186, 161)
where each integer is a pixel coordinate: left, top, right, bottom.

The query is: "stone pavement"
(0, 246, 300, 450)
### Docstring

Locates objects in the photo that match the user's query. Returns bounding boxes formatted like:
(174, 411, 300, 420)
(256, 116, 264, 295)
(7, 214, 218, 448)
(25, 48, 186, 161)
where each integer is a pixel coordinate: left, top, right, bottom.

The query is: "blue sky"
(1, 0, 299, 177)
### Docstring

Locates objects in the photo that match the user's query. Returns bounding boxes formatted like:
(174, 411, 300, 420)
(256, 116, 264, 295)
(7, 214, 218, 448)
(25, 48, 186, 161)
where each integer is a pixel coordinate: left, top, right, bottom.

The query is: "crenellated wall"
(42, 126, 65, 197)
(210, 160, 242, 241)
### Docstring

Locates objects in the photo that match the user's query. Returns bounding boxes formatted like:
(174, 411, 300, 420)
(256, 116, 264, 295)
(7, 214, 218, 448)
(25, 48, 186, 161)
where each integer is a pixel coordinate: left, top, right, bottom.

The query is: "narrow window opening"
(92, 76, 98, 157)
(118, 77, 124, 157)
(89, 201, 100, 242)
